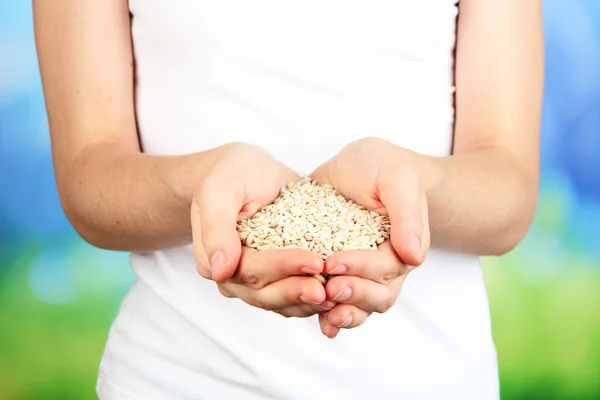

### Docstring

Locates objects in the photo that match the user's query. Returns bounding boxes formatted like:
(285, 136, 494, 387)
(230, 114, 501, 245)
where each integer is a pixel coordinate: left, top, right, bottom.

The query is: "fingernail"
(333, 287, 352, 302)
(339, 315, 353, 328)
(328, 265, 347, 275)
(300, 294, 321, 305)
(210, 250, 225, 279)
(312, 300, 336, 312)
(321, 300, 336, 309)
(409, 235, 422, 261)
(301, 266, 320, 275)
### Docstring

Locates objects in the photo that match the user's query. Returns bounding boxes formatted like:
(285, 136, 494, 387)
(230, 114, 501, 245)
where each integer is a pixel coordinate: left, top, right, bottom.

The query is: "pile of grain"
(236, 178, 391, 283)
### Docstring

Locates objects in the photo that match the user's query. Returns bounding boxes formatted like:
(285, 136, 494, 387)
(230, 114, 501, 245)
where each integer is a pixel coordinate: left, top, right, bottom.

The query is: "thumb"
(309, 160, 335, 187)
(379, 168, 427, 267)
(197, 182, 243, 282)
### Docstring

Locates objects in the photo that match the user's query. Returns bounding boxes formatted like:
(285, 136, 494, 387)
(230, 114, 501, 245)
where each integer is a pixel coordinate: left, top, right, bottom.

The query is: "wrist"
(167, 146, 225, 206)
(388, 146, 446, 198)
(168, 142, 257, 206)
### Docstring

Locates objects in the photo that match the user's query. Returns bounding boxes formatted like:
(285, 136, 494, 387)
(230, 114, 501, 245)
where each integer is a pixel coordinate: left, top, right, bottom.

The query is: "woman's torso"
(97, 1, 499, 399)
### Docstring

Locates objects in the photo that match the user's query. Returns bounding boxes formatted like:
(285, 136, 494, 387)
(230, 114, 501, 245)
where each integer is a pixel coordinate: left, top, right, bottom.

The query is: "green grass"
(0, 255, 125, 400)
(484, 253, 600, 400)
(1, 250, 599, 399)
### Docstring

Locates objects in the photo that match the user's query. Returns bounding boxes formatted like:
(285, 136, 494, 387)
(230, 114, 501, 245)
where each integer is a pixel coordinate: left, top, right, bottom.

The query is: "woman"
(33, 0, 543, 399)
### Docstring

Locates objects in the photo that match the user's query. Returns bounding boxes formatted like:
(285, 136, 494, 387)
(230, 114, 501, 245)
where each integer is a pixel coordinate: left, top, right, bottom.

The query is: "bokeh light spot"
(28, 248, 78, 304)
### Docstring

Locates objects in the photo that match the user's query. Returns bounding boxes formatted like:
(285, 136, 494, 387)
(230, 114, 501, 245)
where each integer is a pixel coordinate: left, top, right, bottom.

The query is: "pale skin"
(33, 0, 543, 338)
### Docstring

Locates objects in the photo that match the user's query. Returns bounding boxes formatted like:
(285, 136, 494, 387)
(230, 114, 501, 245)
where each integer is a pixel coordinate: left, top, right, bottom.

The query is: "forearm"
(401, 146, 538, 256)
(59, 142, 221, 251)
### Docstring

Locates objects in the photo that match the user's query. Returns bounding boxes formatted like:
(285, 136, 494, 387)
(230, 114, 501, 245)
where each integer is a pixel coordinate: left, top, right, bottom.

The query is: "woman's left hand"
(310, 137, 431, 337)
(318, 241, 412, 338)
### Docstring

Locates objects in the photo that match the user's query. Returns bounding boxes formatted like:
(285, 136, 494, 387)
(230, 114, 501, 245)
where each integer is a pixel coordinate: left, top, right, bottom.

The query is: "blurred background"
(1, 1, 599, 399)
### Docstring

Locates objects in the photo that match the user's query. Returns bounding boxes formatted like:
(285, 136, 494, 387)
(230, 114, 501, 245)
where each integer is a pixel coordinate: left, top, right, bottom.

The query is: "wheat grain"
(236, 177, 391, 283)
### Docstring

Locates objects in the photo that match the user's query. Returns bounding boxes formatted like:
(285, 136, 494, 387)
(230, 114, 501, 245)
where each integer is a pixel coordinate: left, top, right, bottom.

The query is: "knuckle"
(196, 265, 212, 280)
(381, 262, 402, 284)
(276, 306, 316, 319)
(355, 313, 369, 328)
(301, 305, 319, 318)
(273, 310, 293, 318)
(239, 270, 262, 289)
(253, 299, 269, 310)
(217, 284, 234, 299)
(376, 295, 397, 314)
(250, 292, 271, 311)
(195, 258, 212, 279)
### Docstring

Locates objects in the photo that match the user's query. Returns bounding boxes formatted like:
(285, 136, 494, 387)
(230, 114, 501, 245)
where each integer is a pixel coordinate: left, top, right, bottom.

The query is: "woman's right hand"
(217, 247, 331, 318)
(192, 143, 330, 316)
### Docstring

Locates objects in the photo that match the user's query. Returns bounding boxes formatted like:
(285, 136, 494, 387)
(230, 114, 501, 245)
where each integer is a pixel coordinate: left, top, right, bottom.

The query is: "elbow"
(56, 144, 132, 252)
(61, 198, 114, 251)
(486, 177, 538, 256)
(68, 219, 115, 251)
(59, 186, 125, 252)
(487, 215, 534, 256)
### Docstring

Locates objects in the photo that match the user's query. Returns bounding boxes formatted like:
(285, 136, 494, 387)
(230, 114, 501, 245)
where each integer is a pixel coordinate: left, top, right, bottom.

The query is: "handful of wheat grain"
(236, 177, 391, 283)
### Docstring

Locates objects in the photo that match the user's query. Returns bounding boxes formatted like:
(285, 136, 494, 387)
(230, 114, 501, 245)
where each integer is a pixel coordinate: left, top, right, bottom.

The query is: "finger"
(325, 304, 370, 330)
(308, 159, 335, 187)
(195, 178, 244, 282)
(316, 300, 337, 312)
(191, 202, 211, 279)
(325, 275, 404, 314)
(324, 241, 409, 284)
(272, 304, 319, 318)
(319, 313, 340, 339)
(378, 166, 426, 266)
(420, 191, 431, 259)
(219, 276, 326, 310)
(229, 247, 324, 289)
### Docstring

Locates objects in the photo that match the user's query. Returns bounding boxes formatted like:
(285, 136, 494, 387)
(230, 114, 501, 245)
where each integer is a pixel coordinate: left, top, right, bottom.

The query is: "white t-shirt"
(97, 1, 500, 399)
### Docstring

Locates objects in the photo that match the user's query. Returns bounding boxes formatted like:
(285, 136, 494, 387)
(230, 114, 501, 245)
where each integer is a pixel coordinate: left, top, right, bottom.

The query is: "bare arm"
(402, 0, 544, 255)
(33, 0, 222, 251)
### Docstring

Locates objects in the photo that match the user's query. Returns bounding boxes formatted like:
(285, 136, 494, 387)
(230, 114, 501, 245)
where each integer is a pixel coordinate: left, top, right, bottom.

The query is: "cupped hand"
(310, 137, 431, 267)
(191, 143, 334, 317)
(218, 247, 331, 318)
(192, 142, 301, 282)
(318, 241, 413, 338)
(194, 230, 329, 316)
